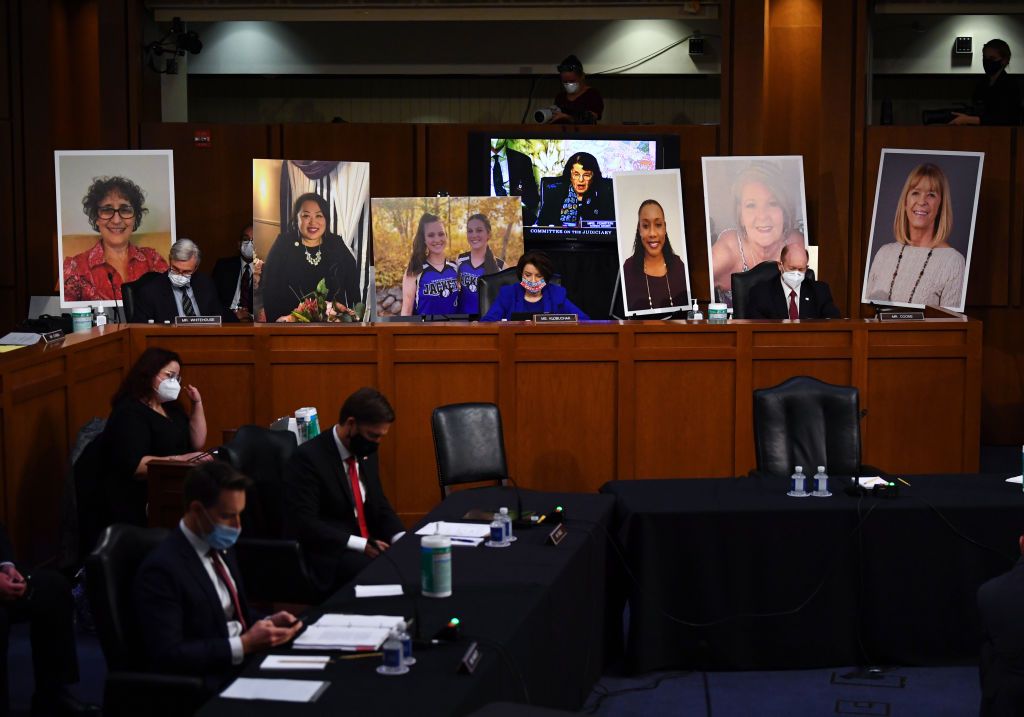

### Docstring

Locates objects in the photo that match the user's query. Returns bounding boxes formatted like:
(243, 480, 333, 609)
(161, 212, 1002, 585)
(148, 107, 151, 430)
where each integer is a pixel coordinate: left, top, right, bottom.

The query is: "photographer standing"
(548, 54, 604, 125)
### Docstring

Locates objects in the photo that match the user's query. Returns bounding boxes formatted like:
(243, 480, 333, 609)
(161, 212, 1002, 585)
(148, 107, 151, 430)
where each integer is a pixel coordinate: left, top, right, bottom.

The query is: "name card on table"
(878, 311, 924, 321)
(41, 330, 65, 344)
(458, 641, 482, 674)
(547, 523, 568, 546)
(174, 315, 223, 326)
(534, 313, 578, 324)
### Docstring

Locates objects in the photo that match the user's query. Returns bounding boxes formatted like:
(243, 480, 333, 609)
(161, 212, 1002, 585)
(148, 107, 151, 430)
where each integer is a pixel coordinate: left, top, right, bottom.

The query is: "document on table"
(312, 613, 405, 629)
(261, 655, 330, 670)
(354, 584, 403, 598)
(415, 521, 491, 538)
(0, 333, 39, 346)
(857, 476, 889, 488)
(292, 626, 392, 651)
(220, 677, 329, 702)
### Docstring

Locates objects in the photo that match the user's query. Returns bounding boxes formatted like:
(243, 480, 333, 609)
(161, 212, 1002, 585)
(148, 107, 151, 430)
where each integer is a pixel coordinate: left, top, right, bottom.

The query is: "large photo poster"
(612, 169, 691, 317)
(56, 150, 176, 308)
(701, 156, 809, 306)
(861, 149, 983, 312)
(253, 159, 371, 322)
(371, 196, 524, 317)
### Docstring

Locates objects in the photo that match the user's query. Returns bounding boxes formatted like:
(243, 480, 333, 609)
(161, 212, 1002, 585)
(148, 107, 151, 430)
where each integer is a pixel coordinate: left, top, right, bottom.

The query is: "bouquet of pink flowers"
(286, 279, 365, 323)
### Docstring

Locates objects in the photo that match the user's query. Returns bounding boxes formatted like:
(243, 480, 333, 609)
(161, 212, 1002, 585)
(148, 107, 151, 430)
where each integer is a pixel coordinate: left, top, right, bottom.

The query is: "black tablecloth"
(601, 474, 1024, 672)
(198, 487, 615, 717)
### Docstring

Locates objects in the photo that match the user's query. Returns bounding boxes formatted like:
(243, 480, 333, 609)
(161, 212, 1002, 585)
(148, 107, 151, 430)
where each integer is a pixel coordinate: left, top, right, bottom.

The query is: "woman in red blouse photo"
(63, 176, 169, 302)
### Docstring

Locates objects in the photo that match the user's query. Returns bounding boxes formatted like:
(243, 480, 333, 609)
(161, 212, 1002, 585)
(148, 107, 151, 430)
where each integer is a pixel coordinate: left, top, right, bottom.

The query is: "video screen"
(470, 135, 671, 242)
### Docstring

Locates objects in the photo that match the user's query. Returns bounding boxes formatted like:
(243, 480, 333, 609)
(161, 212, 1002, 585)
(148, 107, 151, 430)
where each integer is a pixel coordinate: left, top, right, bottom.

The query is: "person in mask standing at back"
(134, 461, 302, 696)
(547, 54, 604, 125)
(747, 244, 841, 320)
(950, 39, 1021, 126)
(212, 223, 262, 321)
(284, 388, 406, 597)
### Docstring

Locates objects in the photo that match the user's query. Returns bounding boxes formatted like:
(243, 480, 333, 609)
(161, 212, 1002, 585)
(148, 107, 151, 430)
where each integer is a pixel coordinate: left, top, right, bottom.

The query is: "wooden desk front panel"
(129, 319, 981, 524)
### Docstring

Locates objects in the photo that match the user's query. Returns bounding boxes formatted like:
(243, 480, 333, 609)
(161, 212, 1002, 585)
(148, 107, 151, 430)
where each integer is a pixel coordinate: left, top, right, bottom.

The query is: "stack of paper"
(415, 521, 491, 539)
(292, 614, 405, 651)
(221, 678, 329, 702)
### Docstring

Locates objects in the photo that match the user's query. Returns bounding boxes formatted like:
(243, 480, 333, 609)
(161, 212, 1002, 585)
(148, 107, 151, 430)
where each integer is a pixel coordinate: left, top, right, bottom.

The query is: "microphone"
(374, 540, 425, 643)
(107, 271, 122, 324)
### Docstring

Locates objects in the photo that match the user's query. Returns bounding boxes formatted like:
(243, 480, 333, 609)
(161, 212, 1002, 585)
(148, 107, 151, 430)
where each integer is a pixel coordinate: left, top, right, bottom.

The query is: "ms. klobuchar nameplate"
(534, 314, 579, 324)
(174, 315, 223, 326)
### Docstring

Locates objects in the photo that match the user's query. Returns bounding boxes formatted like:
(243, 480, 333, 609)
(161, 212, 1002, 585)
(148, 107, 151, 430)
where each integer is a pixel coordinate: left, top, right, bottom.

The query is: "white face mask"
(563, 82, 580, 94)
(782, 270, 805, 289)
(168, 272, 191, 289)
(157, 377, 180, 402)
(240, 241, 254, 261)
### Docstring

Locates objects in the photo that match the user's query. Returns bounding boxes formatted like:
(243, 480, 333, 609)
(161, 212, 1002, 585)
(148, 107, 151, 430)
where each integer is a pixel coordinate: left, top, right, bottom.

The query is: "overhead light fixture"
(145, 16, 202, 75)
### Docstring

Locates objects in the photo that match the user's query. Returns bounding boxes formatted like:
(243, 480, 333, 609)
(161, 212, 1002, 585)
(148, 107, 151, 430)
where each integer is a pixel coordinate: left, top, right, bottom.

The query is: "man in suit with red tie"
(747, 244, 842, 320)
(285, 388, 405, 595)
(133, 462, 302, 691)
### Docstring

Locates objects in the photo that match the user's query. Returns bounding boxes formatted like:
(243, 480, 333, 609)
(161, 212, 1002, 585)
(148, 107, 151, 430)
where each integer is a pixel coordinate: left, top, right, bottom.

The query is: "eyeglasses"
(97, 205, 136, 220)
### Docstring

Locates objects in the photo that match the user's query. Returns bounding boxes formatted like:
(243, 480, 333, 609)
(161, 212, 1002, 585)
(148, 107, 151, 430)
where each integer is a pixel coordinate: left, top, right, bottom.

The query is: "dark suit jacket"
(505, 148, 540, 225)
(747, 278, 841, 320)
(284, 431, 403, 591)
(211, 256, 245, 313)
(133, 527, 253, 690)
(0, 523, 12, 564)
(978, 558, 1024, 716)
(131, 272, 235, 324)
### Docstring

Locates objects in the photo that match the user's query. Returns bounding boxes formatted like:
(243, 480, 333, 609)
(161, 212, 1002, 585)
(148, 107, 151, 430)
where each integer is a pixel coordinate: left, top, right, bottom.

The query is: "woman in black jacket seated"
(536, 152, 615, 227)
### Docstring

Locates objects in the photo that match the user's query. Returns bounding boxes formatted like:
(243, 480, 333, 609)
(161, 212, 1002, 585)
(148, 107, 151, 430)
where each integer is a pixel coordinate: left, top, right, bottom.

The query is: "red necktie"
(346, 456, 370, 539)
(208, 550, 248, 632)
(240, 264, 252, 312)
(788, 289, 799, 320)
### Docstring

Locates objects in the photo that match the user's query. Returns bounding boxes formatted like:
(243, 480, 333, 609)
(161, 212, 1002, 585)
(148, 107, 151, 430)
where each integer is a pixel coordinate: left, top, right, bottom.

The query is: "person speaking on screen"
(536, 152, 615, 227)
(621, 199, 688, 312)
(481, 251, 588, 321)
(546, 54, 603, 125)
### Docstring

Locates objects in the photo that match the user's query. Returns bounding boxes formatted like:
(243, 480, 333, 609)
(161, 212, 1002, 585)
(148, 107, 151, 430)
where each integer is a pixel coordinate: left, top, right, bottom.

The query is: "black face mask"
(349, 429, 379, 458)
(983, 58, 1004, 76)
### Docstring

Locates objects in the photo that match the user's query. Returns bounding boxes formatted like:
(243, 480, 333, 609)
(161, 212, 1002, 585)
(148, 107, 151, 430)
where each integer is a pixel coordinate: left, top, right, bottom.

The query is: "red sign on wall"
(193, 130, 212, 148)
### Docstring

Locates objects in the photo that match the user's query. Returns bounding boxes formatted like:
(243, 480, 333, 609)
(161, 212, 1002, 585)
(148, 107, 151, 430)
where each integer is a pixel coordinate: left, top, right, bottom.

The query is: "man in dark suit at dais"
(747, 243, 842, 320)
(285, 387, 406, 596)
(133, 462, 302, 692)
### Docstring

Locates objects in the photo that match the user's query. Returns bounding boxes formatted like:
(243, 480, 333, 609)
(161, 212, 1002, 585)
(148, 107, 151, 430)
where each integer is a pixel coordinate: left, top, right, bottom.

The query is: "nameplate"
(878, 311, 924, 321)
(174, 315, 222, 326)
(547, 523, 568, 546)
(41, 330, 65, 344)
(457, 641, 481, 674)
(533, 313, 578, 324)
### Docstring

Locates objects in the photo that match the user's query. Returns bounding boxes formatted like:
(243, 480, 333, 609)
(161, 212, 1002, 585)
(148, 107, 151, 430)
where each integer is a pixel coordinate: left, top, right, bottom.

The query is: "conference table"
(601, 473, 1024, 673)
(197, 486, 616, 717)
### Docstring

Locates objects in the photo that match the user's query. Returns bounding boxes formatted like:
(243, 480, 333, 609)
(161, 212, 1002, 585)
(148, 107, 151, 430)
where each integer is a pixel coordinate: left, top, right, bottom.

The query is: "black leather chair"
(86, 524, 205, 717)
(731, 261, 816, 318)
(752, 376, 863, 479)
(219, 425, 318, 604)
(121, 271, 164, 323)
(477, 267, 520, 318)
(431, 402, 510, 499)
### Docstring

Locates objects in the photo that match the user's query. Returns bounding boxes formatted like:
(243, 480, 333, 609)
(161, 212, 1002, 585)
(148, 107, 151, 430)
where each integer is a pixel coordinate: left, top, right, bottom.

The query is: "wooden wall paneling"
(970, 307, 1023, 444)
(97, 0, 130, 148)
(422, 123, 539, 199)
(863, 126, 1014, 308)
(139, 122, 277, 264)
(65, 331, 130, 438)
(1013, 128, 1024, 305)
(281, 123, 419, 199)
(725, 0, 767, 155)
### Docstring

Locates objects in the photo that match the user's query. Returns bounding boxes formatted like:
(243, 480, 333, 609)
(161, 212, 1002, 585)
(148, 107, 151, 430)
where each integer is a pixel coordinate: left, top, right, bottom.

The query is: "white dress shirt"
(330, 425, 404, 553)
(179, 520, 245, 665)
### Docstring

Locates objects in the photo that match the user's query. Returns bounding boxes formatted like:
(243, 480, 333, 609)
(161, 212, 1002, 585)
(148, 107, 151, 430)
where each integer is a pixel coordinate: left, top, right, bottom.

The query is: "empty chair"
(86, 524, 205, 717)
(219, 425, 318, 604)
(121, 271, 164, 323)
(752, 376, 862, 479)
(431, 402, 510, 499)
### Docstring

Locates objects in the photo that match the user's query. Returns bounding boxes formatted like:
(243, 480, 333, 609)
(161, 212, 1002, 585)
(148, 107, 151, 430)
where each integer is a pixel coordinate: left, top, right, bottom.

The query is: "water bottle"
(812, 465, 832, 497)
(376, 628, 409, 675)
(396, 619, 415, 666)
(485, 515, 509, 548)
(692, 300, 703, 321)
(686, 301, 695, 320)
(499, 506, 516, 543)
(787, 465, 808, 497)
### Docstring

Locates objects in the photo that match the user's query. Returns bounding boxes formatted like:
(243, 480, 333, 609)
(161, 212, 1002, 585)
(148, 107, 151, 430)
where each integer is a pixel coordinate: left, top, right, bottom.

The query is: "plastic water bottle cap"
(817, 466, 825, 472)
(396, 620, 407, 631)
(795, 466, 803, 472)
(499, 507, 508, 515)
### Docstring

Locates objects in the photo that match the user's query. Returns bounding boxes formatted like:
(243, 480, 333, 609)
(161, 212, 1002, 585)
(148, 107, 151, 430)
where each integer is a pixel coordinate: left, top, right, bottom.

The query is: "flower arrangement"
(286, 278, 365, 323)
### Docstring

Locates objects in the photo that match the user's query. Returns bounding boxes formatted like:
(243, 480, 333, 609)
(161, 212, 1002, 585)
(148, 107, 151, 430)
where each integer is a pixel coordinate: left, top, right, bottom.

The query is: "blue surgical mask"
(204, 509, 241, 550)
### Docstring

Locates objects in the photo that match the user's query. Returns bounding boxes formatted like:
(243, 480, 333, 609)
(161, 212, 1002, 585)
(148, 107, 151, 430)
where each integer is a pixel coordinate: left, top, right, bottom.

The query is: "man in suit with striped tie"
(284, 388, 406, 596)
(132, 238, 234, 323)
(133, 462, 302, 692)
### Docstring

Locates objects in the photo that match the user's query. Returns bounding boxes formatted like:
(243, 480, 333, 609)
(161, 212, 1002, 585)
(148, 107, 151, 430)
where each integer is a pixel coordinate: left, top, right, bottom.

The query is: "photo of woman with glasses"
(63, 176, 170, 302)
